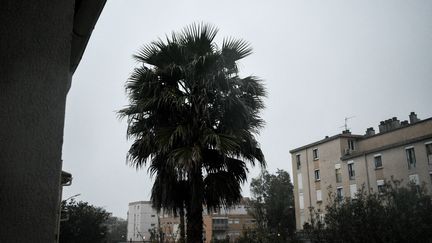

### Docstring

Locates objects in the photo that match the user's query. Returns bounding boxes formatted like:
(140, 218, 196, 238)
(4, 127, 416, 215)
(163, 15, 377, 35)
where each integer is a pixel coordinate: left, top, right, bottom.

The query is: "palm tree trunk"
(179, 205, 186, 243)
(186, 168, 204, 243)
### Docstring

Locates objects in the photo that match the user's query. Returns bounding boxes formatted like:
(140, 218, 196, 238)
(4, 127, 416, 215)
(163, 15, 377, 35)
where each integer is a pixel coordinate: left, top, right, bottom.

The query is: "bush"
(304, 180, 432, 243)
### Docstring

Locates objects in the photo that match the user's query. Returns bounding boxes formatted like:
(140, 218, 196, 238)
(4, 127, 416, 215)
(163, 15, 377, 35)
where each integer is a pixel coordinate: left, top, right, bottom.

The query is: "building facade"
(127, 201, 159, 241)
(290, 112, 432, 230)
(159, 214, 181, 243)
(203, 198, 255, 243)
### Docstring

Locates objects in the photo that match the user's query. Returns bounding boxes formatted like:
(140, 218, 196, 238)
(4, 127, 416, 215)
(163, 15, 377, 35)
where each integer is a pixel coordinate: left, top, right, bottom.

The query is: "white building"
(127, 201, 159, 241)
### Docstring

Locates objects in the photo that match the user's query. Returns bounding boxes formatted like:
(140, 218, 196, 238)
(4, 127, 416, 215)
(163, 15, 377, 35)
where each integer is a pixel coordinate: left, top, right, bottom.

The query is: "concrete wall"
(0, 1, 74, 242)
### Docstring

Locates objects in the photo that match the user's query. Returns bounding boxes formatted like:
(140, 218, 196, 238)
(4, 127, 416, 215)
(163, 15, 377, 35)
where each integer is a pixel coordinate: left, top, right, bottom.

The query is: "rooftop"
(290, 112, 431, 154)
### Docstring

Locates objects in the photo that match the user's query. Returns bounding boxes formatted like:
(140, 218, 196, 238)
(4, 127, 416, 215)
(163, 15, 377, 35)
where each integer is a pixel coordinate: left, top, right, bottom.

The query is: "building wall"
(160, 214, 180, 242)
(203, 202, 254, 243)
(356, 120, 432, 152)
(127, 201, 159, 241)
(350, 138, 432, 194)
(0, 1, 74, 242)
(292, 138, 345, 230)
(292, 117, 432, 230)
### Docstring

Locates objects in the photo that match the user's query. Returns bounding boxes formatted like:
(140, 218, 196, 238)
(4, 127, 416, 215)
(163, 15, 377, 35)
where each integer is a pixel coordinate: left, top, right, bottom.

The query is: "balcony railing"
(212, 224, 228, 231)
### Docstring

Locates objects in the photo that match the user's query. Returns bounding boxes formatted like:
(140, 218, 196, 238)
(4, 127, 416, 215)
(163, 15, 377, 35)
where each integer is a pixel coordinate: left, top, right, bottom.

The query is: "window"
(297, 173, 303, 190)
(374, 154, 383, 169)
(335, 164, 342, 183)
(314, 169, 320, 181)
(350, 184, 357, 199)
(406, 147, 416, 169)
(296, 154, 301, 170)
(377, 180, 385, 193)
(336, 187, 343, 200)
(151, 215, 156, 217)
(313, 148, 319, 160)
(299, 193, 304, 210)
(151, 223, 155, 227)
(426, 142, 432, 165)
(348, 140, 355, 150)
(348, 161, 355, 180)
(430, 173, 432, 184)
(316, 190, 322, 202)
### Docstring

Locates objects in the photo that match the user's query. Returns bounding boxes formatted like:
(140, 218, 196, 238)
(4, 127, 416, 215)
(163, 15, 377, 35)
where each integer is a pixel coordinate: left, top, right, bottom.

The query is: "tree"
(120, 23, 266, 243)
(106, 216, 127, 243)
(59, 200, 111, 243)
(248, 169, 296, 242)
(305, 180, 432, 243)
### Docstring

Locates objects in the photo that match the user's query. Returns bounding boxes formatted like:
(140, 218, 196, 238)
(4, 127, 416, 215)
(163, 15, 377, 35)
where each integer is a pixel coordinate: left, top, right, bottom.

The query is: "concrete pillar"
(0, 1, 74, 242)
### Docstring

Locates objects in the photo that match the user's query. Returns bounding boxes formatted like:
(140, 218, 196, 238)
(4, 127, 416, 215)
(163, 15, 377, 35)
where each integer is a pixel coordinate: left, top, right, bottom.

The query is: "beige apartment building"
(203, 198, 255, 242)
(290, 112, 432, 230)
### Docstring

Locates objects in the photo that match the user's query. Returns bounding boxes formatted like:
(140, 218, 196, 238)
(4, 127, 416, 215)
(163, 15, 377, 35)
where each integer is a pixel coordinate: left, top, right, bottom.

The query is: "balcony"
(213, 224, 228, 231)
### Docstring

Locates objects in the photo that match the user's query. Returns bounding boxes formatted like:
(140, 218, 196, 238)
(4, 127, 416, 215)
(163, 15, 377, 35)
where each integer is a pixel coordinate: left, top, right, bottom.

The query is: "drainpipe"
(364, 154, 371, 193)
(305, 148, 313, 208)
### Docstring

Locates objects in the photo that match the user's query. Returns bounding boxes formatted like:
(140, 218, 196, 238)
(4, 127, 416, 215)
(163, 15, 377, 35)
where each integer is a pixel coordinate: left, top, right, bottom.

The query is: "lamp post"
(63, 193, 81, 202)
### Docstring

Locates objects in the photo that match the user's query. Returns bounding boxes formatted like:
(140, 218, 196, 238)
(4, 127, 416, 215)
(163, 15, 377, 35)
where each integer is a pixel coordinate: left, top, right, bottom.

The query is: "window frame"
(313, 148, 319, 160)
(336, 187, 344, 200)
(335, 167, 342, 183)
(377, 179, 385, 194)
(299, 193, 304, 210)
(347, 161, 355, 180)
(348, 140, 355, 150)
(296, 154, 301, 170)
(298, 173, 303, 190)
(425, 142, 432, 165)
(374, 154, 383, 169)
(314, 169, 320, 181)
(405, 146, 416, 169)
(316, 189, 322, 202)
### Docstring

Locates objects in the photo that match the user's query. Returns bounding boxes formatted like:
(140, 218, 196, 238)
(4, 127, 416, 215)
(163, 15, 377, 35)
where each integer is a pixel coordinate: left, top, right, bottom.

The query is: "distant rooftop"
(128, 201, 152, 206)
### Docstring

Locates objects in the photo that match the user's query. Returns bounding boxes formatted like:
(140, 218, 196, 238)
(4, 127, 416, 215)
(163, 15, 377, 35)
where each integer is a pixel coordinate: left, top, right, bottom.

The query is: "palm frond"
(222, 37, 252, 61)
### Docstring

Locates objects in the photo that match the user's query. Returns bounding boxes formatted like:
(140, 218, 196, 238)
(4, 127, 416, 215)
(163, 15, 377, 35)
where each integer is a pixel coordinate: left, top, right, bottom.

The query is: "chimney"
(401, 120, 409, 126)
(385, 119, 392, 131)
(379, 121, 386, 133)
(409, 112, 420, 124)
(342, 129, 351, 134)
(365, 127, 375, 136)
(390, 117, 401, 129)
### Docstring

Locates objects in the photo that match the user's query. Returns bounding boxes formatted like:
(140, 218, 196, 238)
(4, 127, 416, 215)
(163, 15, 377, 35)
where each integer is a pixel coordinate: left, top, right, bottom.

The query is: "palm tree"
(120, 23, 266, 243)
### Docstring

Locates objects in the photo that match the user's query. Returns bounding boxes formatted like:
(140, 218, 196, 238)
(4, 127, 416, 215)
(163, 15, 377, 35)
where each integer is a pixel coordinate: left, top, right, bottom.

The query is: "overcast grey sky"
(62, 0, 432, 218)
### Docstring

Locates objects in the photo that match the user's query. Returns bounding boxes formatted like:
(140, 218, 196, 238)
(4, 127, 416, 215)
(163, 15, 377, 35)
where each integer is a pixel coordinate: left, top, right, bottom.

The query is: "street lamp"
(63, 193, 81, 202)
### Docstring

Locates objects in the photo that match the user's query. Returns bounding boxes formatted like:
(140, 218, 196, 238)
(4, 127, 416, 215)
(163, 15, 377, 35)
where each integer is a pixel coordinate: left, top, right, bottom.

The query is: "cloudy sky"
(62, 0, 432, 218)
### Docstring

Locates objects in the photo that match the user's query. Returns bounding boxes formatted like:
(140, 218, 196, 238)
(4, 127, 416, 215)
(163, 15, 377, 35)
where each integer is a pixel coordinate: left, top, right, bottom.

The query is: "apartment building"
(203, 198, 255, 242)
(127, 201, 159, 241)
(159, 214, 180, 243)
(290, 112, 432, 230)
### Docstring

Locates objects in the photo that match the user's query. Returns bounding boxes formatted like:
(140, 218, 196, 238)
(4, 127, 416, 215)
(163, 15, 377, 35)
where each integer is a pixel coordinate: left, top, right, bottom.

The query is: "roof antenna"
(339, 116, 355, 132)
